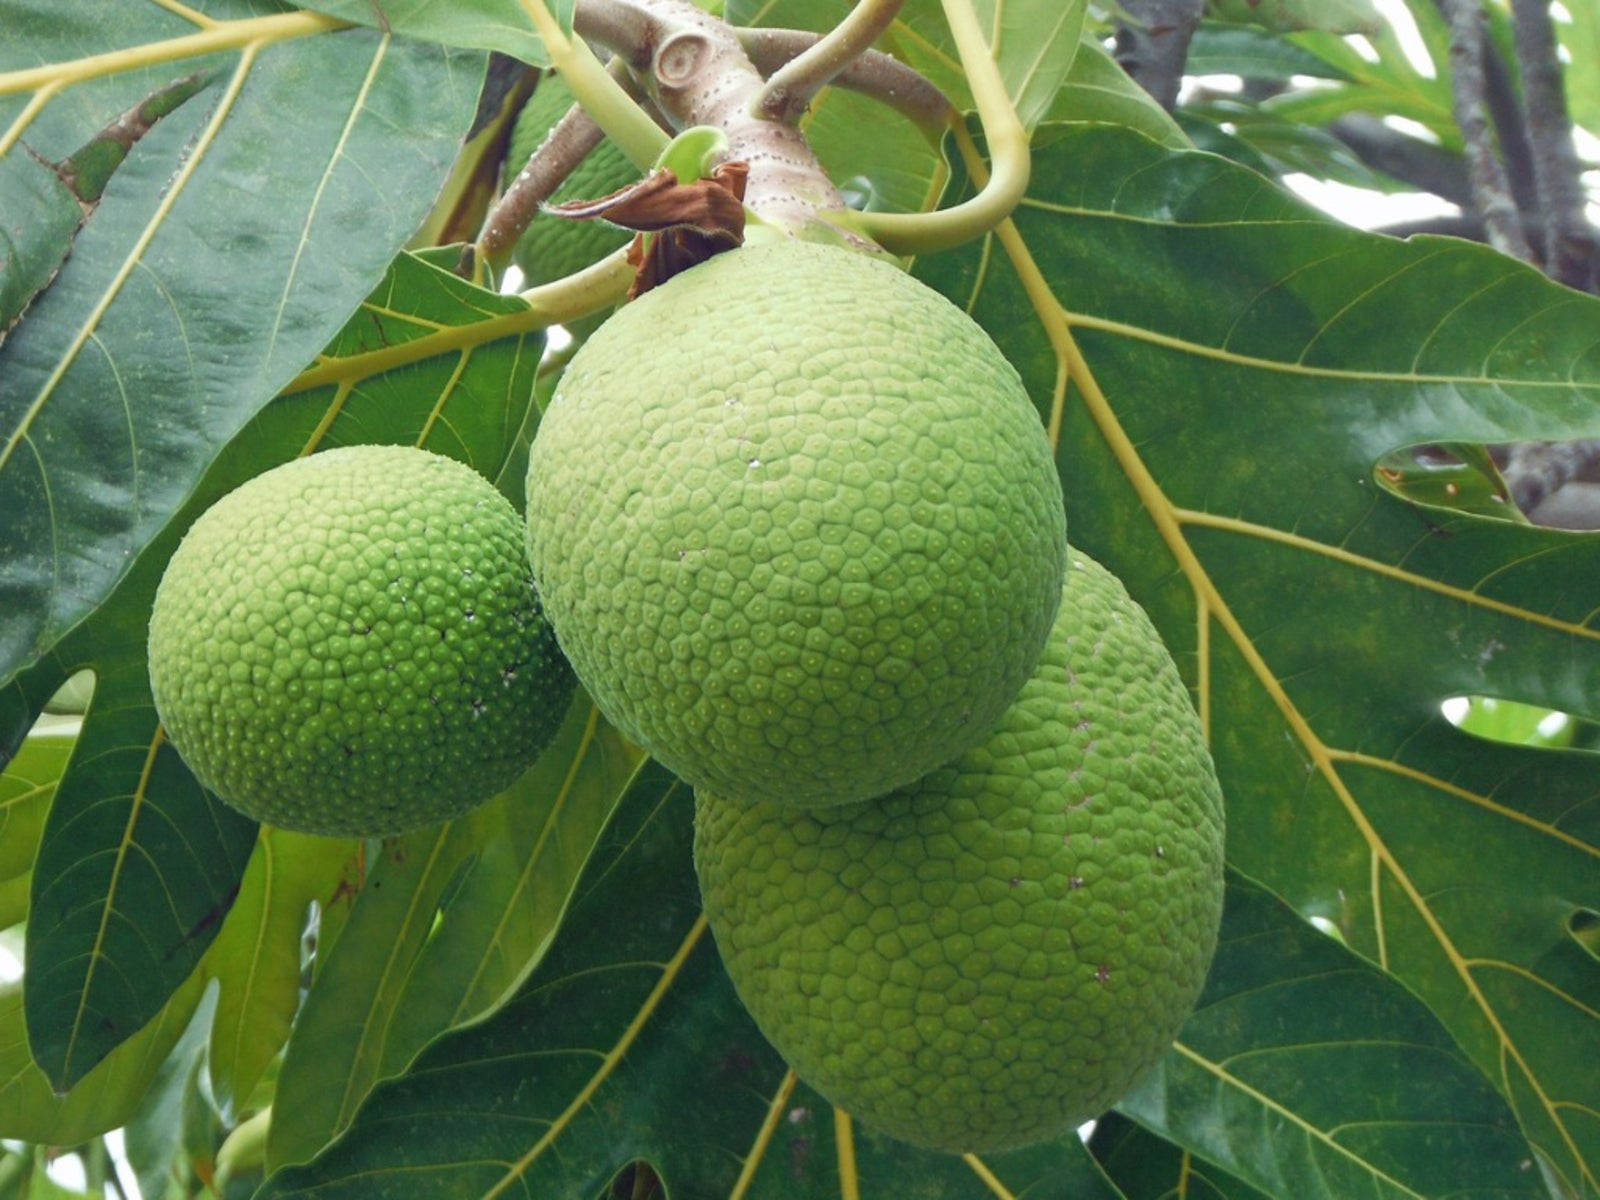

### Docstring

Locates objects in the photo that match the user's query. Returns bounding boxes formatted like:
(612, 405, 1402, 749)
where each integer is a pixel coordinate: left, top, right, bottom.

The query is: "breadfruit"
(148, 444, 574, 837)
(525, 239, 1067, 808)
(694, 551, 1226, 1152)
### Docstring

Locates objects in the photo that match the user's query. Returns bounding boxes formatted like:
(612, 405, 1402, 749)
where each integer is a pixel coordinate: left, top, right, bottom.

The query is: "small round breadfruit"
(693, 551, 1226, 1153)
(526, 239, 1067, 808)
(148, 445, 575, 837)
(504, 73, 635, 288)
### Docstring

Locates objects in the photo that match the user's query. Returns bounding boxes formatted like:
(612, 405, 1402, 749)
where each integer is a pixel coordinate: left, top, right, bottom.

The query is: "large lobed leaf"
(1122, 873, 1546, 1199)
(252, 788, 1543, 1198)
(0, 0, 484, 707)
(912, 123, 1600, 1197)
(254, 768, 1139, 1198)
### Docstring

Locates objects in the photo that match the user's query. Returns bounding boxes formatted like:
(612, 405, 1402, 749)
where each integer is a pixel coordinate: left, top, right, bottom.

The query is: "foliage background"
(0, 0, 1597, 1197)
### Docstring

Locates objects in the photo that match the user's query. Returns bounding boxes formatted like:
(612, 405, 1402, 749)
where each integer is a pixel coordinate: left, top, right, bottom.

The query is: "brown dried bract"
(546, 161, 749, 298)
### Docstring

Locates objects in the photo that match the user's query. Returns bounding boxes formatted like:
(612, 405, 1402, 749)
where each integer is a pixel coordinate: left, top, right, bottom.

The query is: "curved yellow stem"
(514, 0, 668, 170)
(843, 0, 1029, 255)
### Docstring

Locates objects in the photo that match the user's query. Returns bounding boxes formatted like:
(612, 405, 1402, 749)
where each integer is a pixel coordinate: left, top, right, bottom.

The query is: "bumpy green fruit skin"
(526, 240, 1067, 808)
(505, 75, 635, 288)
(148, 445, 574, 837)
(694, 552, 1225, 1153)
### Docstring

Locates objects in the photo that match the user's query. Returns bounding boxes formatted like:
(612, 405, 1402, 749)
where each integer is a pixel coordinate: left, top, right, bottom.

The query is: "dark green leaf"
(0, 148, 79, 338)
(914, 122, 1600, 1198)
(1090, 1113, 1270, 1200)
(123, 988, 219, 1200)
(1120, 874, 1547, 1198)
(0, 10, 484, 691)
(1179, 102, 1415, 194)
(1207, 0, 1382, 36)
(296, 0, 555, 66)
(266, 699, 639, 1169)
(0, 970, 206, 1144)
(24, 663, 259, 1089)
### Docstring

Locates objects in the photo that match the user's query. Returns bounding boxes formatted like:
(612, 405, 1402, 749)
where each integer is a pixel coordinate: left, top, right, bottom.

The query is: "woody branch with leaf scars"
(481, 0, 1029, 285)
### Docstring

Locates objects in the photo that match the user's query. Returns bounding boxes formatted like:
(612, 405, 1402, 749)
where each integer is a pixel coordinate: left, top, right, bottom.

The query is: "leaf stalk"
(847, 0, 1029, 255)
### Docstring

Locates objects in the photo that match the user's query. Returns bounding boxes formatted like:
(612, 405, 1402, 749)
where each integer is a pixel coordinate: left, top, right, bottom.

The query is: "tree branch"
(1443, 0, 1533, 260)
(738, 29, 952, 133)
(576, 0, 852, 238)
(1478, 20, 1542, 220)
(1329, 115, 1472, 207)
(1113, 0, 1204, 112)
(1502, 439, 1600, 517)
(478, 87, 609, 270)
(753, 0, 905, 124)
(1510, 0, 1597, 290)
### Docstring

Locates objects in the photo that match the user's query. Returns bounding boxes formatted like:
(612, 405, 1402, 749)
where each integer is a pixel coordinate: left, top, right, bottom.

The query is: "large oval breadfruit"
(526, 239, 1067, 808)
(148, 445, 575, 837)
(694, 551, 1226, 1152)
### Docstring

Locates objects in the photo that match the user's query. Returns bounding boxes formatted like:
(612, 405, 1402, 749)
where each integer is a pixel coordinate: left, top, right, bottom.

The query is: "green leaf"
(123, 987, 219, 1200)
(1179, 101, 1414, 194)
(22, 1151, 89, 1200)
(1273, 17, 1455, 142)
(0, 713, 73, 883)
(1091, 1112, 1270, 1200)
(204, 829, 361, 1121)
(1185, 23, 1351, 80)
(1120, 874, 1546, 1198)
(1557, 0, 1600, 135)
(1208, 0, 1382, 37)
(800, 85, 945, 217)
(21, 245, 545, 1093)
(296, 0, 555, 66)
(255, 767, 1131, 1198)
(729, 0, 1086, 132)
(0, 6, 484, 692)
(1455, 698, 1576, 751)
(915, 122, 1600, 1198)
(0, 970, 206, 1145)
(24, 665, 259, 1091)
(0, 875, 27, 931)
(0, 56, 219, 357)
(0, 148, 80, 338)
(1043, 36, 1187, 148)
(266, 697, 641, 1168)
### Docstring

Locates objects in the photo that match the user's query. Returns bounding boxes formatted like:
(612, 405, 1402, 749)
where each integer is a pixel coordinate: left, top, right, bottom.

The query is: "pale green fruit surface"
(694, 552, 1226, 1153)
(504, 74, 635, 287)
(148, 445, 574, 837)
(526, 239, 1067, 808)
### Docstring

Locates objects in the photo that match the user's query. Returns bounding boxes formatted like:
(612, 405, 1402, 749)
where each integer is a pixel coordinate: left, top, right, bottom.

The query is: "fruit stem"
(843, 0, 1030, 255)
(515, 0, 669, 169)
(518, 245, 635, 319)
(750, 0, 906, 125)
